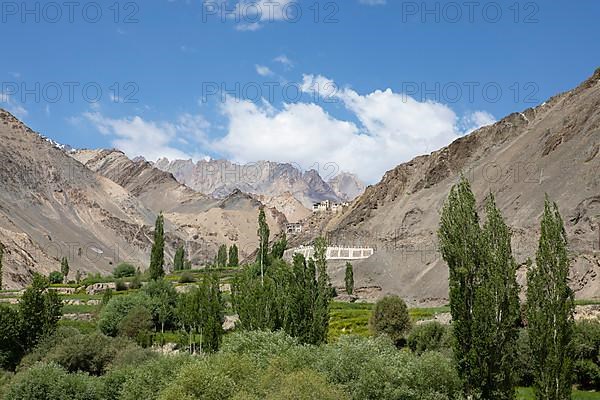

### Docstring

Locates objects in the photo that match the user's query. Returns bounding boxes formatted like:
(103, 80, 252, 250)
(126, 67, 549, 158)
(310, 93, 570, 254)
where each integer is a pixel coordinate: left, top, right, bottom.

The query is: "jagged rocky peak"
(328, 172, 366, 201)
(154, 158, 366, 209)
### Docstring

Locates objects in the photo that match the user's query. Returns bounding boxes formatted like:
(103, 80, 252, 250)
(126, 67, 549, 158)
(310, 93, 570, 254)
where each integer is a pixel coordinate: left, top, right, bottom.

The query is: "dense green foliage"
(573, 320, 600, 390)
(149, 213, 165, 281)
(0, 274, 62, 370)
(228, 244, 239, 268)
(257, 207, 270, 281)
(270, 234, 288, 260)
(233, 235, 332, 345)
(439, 177, 520, 399)
(48, 271, 64, 284)
(173, 246, 185, 271)
(60, 257, 69, 282)
(176, 273, 225, 353)
(217, 244, 228, 268)
(344, 262, 354, 295)
(369, 295, 411, 346)
(112, 263, 136, 279)
(527, 198, 575, 400)
(0, 242, 3, 290)
(407, 322, 452, 355)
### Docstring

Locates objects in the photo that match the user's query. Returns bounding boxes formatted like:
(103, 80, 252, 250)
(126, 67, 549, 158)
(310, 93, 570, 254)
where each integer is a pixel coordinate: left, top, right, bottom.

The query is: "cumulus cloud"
(214, 75, 495, 183)
(82, 74, 496, 184)
(83, 112, 208, 161)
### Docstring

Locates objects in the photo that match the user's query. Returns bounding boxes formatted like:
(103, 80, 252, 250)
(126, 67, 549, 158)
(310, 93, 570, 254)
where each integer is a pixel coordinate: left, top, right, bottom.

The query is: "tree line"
(439, 176, 575, 400)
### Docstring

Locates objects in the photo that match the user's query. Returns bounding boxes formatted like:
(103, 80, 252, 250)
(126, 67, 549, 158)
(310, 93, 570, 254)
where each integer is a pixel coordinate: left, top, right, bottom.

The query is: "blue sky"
(1, 0, 599, 183)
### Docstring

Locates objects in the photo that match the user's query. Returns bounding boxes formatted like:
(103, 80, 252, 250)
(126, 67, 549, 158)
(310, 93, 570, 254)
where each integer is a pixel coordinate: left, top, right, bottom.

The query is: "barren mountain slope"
(72, 149, 285, 261)
(328, 172, 366, 202)
(0, 110, 162, 288)
(154, 158, 352, 208)
(323, 70, 600, 305)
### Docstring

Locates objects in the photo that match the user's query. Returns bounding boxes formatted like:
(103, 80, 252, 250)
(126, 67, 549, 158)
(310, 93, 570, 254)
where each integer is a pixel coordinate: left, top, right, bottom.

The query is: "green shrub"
(17, 327, 81, 371)
(44, 333, 134, 376)
(113, 263, 137, 278)
(118, 306, 154, 347)
(573, 320, 600, 390)
(407, 322, 451, 355)
(179, 272, 196, 283)
(313, 335, 461, 399)
(128, 274, 143, 290)
(115, 279, 128, 292)
(369, 295, 412, 346)
(119, 355, 194, 400)
(98, 293, 152, 336)
(221, 330, 300, 362)
(574, 359, 600, 390)
(48, 271, 64, 284)
(3, 362, 101, 400)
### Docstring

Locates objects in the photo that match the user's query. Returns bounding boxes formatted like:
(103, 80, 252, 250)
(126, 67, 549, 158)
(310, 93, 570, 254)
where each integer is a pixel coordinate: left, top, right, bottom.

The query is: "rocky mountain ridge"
(154, 158, 365, 208)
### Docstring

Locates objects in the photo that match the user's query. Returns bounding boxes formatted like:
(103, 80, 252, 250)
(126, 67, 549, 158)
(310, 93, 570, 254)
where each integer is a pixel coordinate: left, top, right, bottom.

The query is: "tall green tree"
(438, 176, 485, 398)
(149, 213, 165, 280)
(232, 263, 281, 332)
(17, 274, 62, 355)
(202, 272, 225, 352)
(228, 244, 239, 268)
(173, 246, 185, 271)
(473, 194, 520, 400)
(271, 234, 288, 260)
(527, 198, 575, 400)
(217, 244, 228, 269)
(257, 207, 270, 284)
(176, 284, 206, 354)
(313, 236, 332, 344)
(345, 262, 354, 295)
(0, 242, 4, 290)
(60, 257, 69, 283)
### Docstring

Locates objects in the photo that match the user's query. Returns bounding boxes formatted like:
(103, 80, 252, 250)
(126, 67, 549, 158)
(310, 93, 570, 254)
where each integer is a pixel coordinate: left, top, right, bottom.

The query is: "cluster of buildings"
(312, 200, 349, 213)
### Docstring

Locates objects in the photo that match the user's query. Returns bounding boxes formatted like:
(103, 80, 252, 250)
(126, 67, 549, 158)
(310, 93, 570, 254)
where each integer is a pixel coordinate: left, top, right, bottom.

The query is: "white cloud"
(255, 64, 274, 77)
(83, 112, 208, 161)
(80, 74, 496, 184)
(274, 55, 294, 69)
(214, 75, 495, 183)
(233, 0, 295, 30)
(0, 92, 28, 119)
(459, 110, 496, 133)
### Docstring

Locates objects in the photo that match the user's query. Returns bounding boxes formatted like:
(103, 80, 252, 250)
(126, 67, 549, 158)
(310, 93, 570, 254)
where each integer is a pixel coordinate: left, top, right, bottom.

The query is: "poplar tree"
(345, 262, 354, 295)
(60, 257, 69, 283)
(174, 246, 185, 271)
(474, 194, 520, 400)
(0, 242, 4, 290)
(527, 198, 574, 400)
(271, 234, 288, 260)
(202, 272, 225, 352)
(257, 208, 270, 284)
(313, 236, 332, 344)
(228, 244, 239, 268)
(217, 244, 228, 268)
(149, 213, 165, 280)
(438, 176, 484, 398)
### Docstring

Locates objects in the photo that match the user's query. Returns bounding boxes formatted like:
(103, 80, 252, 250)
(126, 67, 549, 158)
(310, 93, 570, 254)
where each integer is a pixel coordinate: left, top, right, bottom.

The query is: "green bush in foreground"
(369, 295, 412, 346)
(113, 263, 136, 278)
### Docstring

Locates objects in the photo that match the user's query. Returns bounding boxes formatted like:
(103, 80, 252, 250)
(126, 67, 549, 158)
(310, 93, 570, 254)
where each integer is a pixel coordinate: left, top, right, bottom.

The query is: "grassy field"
(517, 388, 600, 399)
(327, 301, 450, 341)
